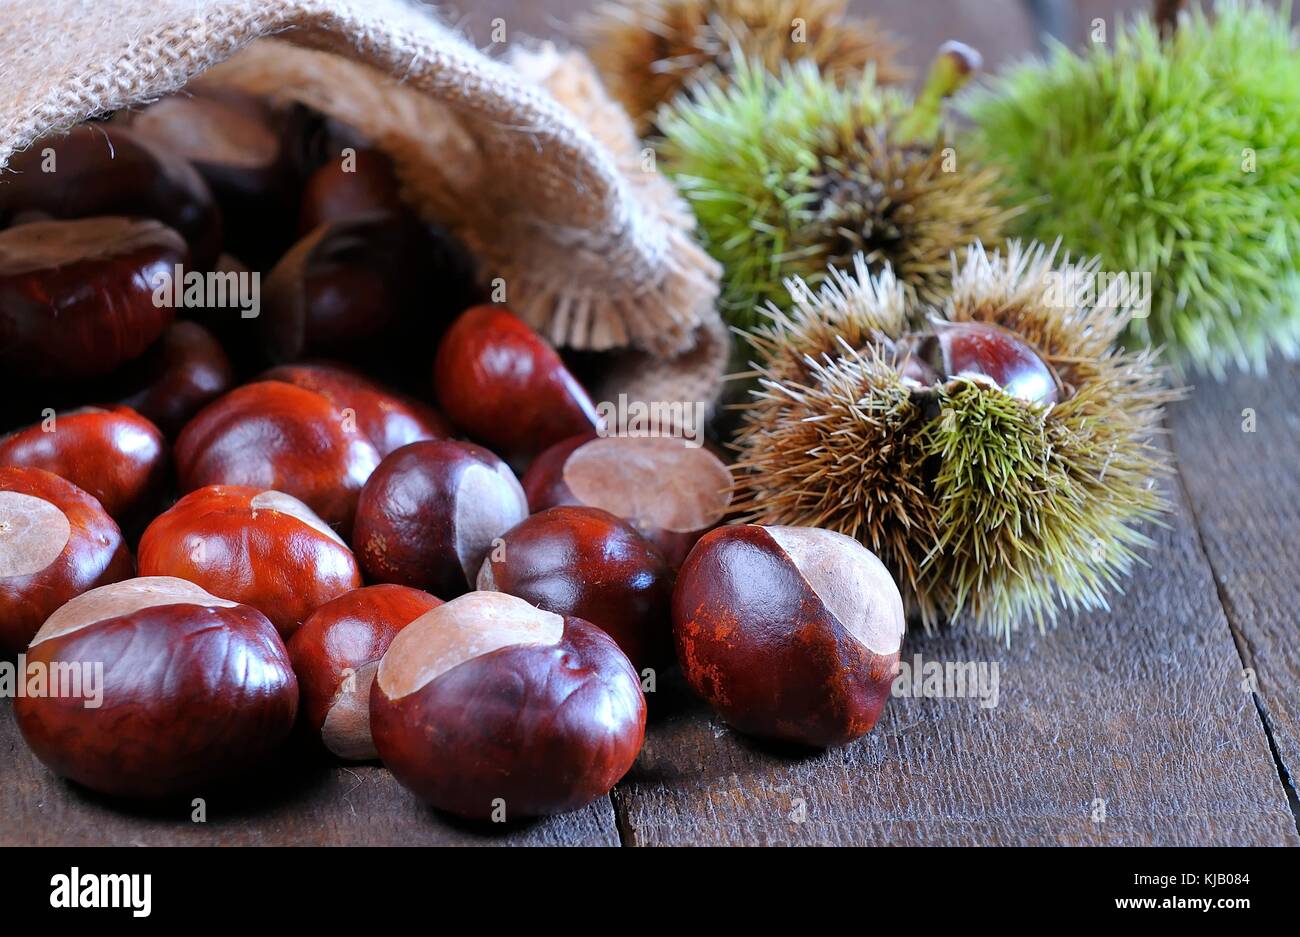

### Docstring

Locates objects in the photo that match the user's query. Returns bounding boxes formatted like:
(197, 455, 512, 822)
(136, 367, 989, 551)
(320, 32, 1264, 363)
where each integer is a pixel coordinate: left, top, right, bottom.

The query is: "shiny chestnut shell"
(175, 381, 382, 536)
(115, 321, 236, 438)
(288, 584, 442, 761)
(478, 506, 674, 670)
(0, 405, 167, 526)
(0, 467, 133, 653)
(433, 305, 601, 465)
(138, 485, 363, 639)
(260, 362, 450, 458)
(672, 524, 905, 748)
(0, 217, 185, 381)
(0, 124, 222, 269)
(14, 577, 297, 799)
(370, 592, 646, 819)
(352, 439, 528, 597)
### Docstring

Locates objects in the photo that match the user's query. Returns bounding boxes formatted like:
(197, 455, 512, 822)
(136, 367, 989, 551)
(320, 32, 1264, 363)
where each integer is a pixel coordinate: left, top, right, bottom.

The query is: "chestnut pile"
(0, 89, 905, 821)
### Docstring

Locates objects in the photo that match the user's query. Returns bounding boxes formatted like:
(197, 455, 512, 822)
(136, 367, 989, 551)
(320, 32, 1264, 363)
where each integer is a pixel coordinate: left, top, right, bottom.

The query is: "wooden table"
(3, 357, 1296, 847)
(2, 0, 1298, 848)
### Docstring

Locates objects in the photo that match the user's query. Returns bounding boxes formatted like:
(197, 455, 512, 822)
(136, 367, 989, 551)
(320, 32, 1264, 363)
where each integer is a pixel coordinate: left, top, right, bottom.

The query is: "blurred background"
(444, 1, 1299, 84)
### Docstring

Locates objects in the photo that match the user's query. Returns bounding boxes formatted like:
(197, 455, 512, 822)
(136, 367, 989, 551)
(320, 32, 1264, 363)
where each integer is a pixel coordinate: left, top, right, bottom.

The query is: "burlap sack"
(0, 0, 727, 409)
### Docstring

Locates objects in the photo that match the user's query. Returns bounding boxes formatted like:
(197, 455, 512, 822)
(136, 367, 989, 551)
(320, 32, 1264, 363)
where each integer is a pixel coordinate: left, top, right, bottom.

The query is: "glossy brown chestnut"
(0, 124, 221, 269)
(260, 213, 455, 364)
(138, 485, 363, 639)
(114, 321, 235, 438)
(0, 217, 184, 381)
(672, 524, 905, 748)
(0, 467, 133, 653)
(175, 381, 382, 535)
(14, 577, 297, 799)
(261, 362, 450, 457)
(523, 434, 733, 567)
(297, 147, 405, 233)
(352, 440, 528, 598)
(433, 305, 602, 466)
(0, 405, 167, 526)
(478, 506, 673, 671)
(288, 584, 442, 760)
(126, 89, 294, 269)
(370, 591, 646, 819)
(917, 320, 1061, 405)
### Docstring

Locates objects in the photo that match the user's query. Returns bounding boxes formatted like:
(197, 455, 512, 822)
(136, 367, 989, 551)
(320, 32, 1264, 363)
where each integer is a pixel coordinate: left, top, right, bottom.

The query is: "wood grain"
(1167, 357, 1300, 823)
(0, 705, 619, 846)
(612, 463, 1299, 846)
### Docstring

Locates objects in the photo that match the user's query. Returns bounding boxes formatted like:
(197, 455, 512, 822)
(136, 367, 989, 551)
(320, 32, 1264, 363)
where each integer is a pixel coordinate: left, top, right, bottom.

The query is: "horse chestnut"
(916, 320, 1060, 405)
(673, 524, 905, 747)
(288, 584, 442, 760)
(0, 467, 132, 653)
(352, 439, 528, 598)
(261, 362, 450, 457)
(14, 576, 297, 799)
(523, 434, 733, 566)
(175, 381, 382, 535)
(0, 124, 222, 269)
(0, 217, 184, 381)
(0, 405, 167, 527)
(297, 147, 405, 233)
(370, 591, 646, 819)
(114, 321, 235, 438)
(478, 506, 673, 670)
(138, 485, 362, 639)
(433, 306, 601, 466)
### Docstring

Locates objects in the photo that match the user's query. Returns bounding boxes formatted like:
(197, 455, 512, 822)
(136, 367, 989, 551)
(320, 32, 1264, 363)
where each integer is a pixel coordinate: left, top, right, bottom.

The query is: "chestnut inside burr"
(895, 319, 1062, 406)
(377, 592, 563, 699)
(0, 491, 71, 577)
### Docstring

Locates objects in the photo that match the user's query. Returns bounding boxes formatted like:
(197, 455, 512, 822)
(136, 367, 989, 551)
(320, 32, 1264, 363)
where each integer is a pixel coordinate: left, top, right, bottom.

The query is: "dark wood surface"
(2, 0, 1298, 847)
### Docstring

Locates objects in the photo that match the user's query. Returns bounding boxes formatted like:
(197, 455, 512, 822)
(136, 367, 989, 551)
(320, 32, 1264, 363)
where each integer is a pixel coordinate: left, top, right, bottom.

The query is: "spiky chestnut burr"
(963, 0, 1300, 376)
(581, 0, 905, 135)
(659, 43, 1013, 329)
(731, 244, 1178, 640)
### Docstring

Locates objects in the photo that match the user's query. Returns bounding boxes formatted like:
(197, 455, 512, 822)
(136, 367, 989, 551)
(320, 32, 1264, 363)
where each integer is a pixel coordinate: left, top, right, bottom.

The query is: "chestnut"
(0, 405, 167, 527)
(370, 591, 646, 819)
(126, 89, 294, 269)
(138, 485, 363, 639)
(523, 434, 733, 566)
(14, 576, 297, 799)
(352, 440, 528, 598)
(260, 213, 457, 364)
(114, 321, 235, 438)
(478, 506, 673, 670)
(0, 124, 221, 269)
(288, 584, 442, 760)
(175, 380, 382, 535)
(915, 320, 1061, 406)
(297, 147, 405, 233)
(0, 467, 133, 653)
(433, 305, 602, 466)
(261, 362, 450, 457)
(0, 217, 184, 381)
(672, 524, 905, 748)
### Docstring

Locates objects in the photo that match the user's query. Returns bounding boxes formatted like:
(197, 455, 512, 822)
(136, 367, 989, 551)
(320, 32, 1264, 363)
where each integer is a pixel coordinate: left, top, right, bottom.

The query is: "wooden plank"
(613, 464, 1299, 846)
(0, 705, 619, 846)
(1166, 357, 1300, 822)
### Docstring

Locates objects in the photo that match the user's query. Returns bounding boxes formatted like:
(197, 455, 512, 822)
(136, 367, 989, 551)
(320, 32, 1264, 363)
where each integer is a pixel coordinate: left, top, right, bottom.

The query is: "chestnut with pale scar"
(672, 524, 905, 748)
(370, 591, 646, 820)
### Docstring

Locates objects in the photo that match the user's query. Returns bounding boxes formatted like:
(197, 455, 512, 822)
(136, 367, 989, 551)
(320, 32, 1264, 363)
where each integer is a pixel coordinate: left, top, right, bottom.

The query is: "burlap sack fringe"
(0, 0, 726, 408)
